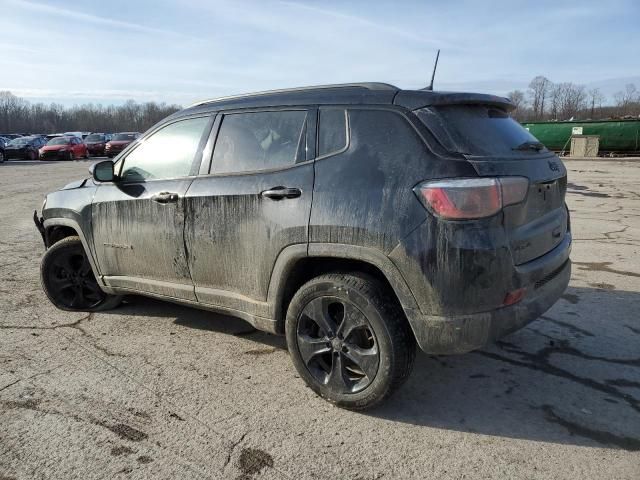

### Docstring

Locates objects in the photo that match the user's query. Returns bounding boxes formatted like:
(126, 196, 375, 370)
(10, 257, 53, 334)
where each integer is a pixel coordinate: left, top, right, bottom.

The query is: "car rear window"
(415, 105, 543, 157)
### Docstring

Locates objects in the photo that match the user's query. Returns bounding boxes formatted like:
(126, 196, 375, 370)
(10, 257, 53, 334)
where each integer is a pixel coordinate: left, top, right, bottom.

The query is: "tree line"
(0, 91, 181, 134)
(2, 79, 639, 134)
(507, 77, 640, 122)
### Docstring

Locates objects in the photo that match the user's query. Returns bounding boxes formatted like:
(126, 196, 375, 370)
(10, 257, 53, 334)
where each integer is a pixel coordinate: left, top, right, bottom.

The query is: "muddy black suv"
(34, 83, 571, 409)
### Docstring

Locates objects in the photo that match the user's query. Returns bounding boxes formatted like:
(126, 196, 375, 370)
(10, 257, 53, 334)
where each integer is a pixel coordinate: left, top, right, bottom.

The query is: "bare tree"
(507, 89, 526, 119)
(547, 83, 587, 120)
(528, 76, 551, 120)
(587, 88, 605, 119)
(614, 84, 639, 116)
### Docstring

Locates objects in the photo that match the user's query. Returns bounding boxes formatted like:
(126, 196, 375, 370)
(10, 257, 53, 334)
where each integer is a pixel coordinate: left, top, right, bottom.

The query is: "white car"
(63, 131, 85, 140)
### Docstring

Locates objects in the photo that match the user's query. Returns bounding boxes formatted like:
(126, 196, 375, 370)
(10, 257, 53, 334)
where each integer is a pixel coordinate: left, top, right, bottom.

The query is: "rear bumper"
(404, 234, 572, 354)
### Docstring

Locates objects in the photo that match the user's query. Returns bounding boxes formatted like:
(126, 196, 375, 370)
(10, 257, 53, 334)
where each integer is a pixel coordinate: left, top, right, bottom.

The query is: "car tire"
(285, 272, 416, 410)
(84, 149, 89, 159)
(28, 149, 37, 160)
(40, 236, 122, 312)
(0, 151, 4, 163)
(67, 151, 74, 161)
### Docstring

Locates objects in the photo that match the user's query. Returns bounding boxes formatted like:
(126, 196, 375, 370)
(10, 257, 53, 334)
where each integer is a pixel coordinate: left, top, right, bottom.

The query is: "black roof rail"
(188, 82, 399, 108)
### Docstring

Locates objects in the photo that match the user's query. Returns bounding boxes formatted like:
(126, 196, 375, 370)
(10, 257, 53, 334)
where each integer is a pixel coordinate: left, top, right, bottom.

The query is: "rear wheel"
(0, 150, 4, 163)
(28, 149, 37, 160)
(285, 273, 416, 410)
(40, 236, 121, 311)
(67, 150, 74, 161)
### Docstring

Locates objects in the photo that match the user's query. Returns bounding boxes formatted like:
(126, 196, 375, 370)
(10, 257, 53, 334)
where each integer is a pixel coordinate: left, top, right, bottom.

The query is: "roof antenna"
(425, 49, 440, 91)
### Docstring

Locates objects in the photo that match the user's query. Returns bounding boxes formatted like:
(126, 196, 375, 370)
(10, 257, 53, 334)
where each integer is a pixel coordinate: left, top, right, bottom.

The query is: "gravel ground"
(1, 158, 639, 480)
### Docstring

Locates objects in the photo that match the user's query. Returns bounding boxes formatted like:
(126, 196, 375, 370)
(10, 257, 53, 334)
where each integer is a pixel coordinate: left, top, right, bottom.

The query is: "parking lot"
(1, 158, 639, 479)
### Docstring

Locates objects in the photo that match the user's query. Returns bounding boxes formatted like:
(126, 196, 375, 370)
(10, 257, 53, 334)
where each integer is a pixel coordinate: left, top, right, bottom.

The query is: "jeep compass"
(34, 83, 571, 409)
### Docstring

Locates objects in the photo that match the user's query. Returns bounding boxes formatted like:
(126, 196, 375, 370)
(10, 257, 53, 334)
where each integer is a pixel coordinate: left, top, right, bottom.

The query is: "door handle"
(260, 187, 302, 200)
(152, 192, 179, 204)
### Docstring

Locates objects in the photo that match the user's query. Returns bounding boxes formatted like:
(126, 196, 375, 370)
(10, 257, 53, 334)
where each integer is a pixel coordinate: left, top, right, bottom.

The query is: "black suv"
(34, 83, 571, 409)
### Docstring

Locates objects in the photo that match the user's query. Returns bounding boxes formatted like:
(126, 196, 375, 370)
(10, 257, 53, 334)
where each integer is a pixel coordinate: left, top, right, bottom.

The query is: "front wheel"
(285, 273, 416, 410)
(40, 236, 121, 311)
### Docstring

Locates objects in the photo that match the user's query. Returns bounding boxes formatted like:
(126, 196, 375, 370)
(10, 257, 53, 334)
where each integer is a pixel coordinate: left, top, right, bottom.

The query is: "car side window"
(211, 110, 307, 174)
(119, 117, 210, 182)
(318, 108, 348, 157)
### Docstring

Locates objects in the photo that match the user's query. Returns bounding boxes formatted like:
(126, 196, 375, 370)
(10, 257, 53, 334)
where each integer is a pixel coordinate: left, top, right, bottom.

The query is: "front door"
(185, 108, 314, 316)
(92, 115, 213, 300)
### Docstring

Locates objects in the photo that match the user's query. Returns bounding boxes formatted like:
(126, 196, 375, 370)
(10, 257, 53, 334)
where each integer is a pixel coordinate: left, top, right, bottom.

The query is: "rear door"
(184, 108, 314, 314)
(92, 115, 213, 300)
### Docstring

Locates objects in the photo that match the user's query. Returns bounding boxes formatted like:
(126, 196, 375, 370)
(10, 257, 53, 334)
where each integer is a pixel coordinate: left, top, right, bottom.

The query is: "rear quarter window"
(318, 108, 348, 157)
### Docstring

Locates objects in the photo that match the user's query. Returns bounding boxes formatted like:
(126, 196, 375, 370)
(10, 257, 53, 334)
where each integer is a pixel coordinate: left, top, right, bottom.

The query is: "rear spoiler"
(394, 90, 515, 112)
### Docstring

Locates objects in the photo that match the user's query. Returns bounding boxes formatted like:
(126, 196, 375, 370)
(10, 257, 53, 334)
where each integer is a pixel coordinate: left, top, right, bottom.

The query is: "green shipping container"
(522, 119, 640, 153)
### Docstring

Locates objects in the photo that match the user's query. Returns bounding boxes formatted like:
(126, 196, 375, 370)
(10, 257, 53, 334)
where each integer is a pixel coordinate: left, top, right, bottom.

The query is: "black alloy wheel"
(296, 296, 379, 394)
(286, 273, 416, 410)
(41, 236, 121, 311)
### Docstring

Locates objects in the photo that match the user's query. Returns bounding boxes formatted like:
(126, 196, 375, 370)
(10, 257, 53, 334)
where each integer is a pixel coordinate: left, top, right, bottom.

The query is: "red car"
(39, 136, 88, 160)
(105, 132, 140, 158)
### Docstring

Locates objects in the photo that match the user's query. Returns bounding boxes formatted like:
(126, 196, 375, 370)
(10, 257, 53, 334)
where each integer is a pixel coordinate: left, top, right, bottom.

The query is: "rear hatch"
(414, 103, 568, 265)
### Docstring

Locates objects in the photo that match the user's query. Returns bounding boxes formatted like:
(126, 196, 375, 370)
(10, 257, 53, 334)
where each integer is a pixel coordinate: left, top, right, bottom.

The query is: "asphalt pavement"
(1, 158, 639, 479)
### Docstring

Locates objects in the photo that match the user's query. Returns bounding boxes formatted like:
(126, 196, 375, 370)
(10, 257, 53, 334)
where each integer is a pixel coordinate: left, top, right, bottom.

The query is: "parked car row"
(0, 132, 141, 161)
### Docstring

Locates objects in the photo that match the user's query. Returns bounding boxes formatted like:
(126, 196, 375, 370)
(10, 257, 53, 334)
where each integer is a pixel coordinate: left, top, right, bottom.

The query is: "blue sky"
(1, 0, 638, 106)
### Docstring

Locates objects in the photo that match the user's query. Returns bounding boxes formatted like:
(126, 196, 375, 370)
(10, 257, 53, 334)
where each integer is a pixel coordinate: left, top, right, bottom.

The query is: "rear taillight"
(503, 288, 526, 306)
(414, 177, 529, 220)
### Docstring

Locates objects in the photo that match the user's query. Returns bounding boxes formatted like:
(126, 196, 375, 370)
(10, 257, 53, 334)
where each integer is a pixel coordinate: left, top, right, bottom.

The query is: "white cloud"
(7, 0, 191, 38)
(1, 0, 638, 105)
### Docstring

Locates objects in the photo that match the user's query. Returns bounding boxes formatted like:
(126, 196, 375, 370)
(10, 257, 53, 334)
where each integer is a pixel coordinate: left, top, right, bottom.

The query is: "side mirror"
(90, 160, 115, 182)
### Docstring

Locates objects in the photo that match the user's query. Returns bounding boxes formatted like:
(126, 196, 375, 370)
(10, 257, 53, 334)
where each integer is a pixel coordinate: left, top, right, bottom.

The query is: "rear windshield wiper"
(513, 141, 545, 151)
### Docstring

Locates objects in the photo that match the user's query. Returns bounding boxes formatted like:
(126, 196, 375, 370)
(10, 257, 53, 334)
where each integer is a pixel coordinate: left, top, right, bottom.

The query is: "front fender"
(42, 217, 106, 288)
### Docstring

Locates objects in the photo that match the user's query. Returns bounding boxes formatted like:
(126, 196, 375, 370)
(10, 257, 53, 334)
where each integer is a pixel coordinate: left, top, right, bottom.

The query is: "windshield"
(48, 137, 70, 145)
(9, 138, 30, 146)
(416, 105, 544, 157)
(85, 134, 104, 142)
(113, 133, 136, 141)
